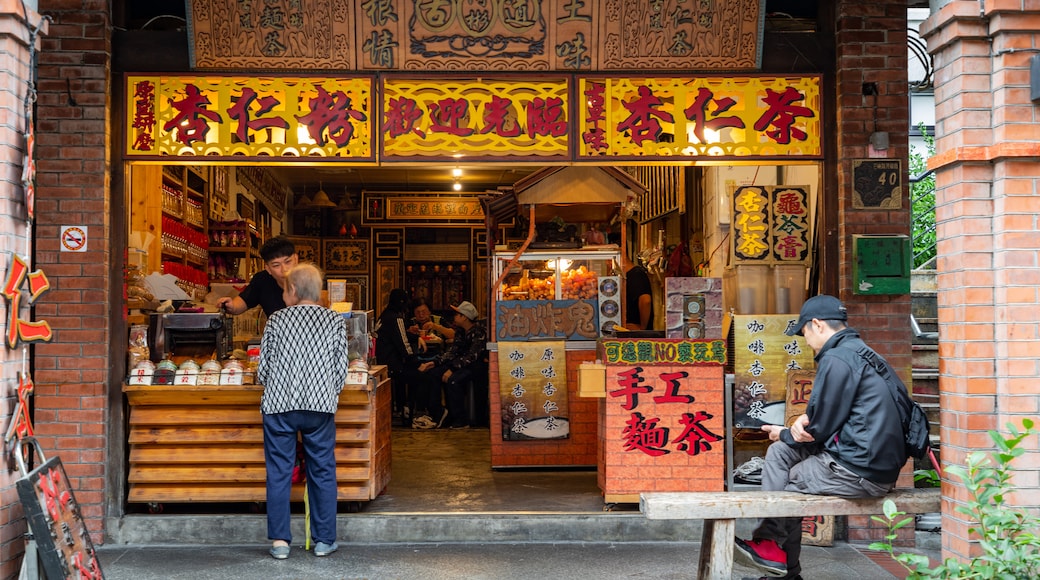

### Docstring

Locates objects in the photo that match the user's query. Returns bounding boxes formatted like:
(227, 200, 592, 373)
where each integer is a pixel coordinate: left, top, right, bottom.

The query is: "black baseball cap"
(785, 294, 848, 336)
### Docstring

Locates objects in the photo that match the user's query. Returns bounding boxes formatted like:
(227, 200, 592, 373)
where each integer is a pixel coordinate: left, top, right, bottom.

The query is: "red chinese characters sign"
(16, 454, 103, 580)
(578, 76, 821, 159)
(125, 74, 825, 162)
(380, 76, 570, 160)
(3, 254, 52, 348)
(602, 363, 725, 496)
(732, 185, 811, 264)
(126, 76, 374, 158)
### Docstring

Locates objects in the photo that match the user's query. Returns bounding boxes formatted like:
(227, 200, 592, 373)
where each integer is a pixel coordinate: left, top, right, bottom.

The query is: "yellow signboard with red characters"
(578, 76, 822, 159)
(124, 75, 822, 162)
(125, 75, 374, 158)
(380, 76, 571, 160)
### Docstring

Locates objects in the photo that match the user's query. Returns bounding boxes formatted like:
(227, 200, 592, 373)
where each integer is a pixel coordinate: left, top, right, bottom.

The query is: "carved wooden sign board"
(186, 0, 765, 72)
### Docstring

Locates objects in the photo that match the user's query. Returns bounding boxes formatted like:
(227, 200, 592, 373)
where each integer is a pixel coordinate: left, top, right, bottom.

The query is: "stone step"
(105, 513, 705, 545)
(912, 344, 938, 369)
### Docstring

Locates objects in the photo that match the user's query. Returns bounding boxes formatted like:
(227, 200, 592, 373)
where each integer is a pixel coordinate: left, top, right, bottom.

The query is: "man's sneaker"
(313, 541, 338, 557)
(734, 537, 787, 577)
(435, 408, 449, 429)
(741, 577, 802, 580)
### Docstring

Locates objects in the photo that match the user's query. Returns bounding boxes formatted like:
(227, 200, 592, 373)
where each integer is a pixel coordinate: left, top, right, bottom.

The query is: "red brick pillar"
(31, 0, 112, 545)
(921, 1, 1040, 564)
(835, 0, 915, 545)
(0, 3, 49, 575)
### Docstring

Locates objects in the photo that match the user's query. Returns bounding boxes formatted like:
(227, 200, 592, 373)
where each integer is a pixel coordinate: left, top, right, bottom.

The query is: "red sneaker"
(734, 537, 787, 577)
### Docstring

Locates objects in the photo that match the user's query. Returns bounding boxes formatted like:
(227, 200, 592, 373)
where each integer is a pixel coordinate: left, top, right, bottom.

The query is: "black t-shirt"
(625, 265, 653, 328)
(237, 270, 286, 317)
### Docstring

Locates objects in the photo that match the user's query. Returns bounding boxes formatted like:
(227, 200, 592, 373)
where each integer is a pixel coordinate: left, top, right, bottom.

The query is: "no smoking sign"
(60, 226, 88, 252)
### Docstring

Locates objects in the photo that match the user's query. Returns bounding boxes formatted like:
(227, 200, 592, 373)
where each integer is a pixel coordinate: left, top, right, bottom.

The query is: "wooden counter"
(123, 365, 390, 506)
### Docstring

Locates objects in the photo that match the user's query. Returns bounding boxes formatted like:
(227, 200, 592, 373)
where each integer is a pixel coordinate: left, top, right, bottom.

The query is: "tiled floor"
(364, 427, 614, 513)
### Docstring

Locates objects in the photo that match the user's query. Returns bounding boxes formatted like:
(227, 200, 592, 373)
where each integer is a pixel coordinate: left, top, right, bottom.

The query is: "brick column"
(921, 1, 1040, 564)
(32, 0, 111, 545)
(835, 0, 915, 545)
(0, 1, 47, 575)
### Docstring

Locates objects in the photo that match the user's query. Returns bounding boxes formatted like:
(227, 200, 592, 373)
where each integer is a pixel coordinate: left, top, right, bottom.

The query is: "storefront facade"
(3, 0, 1034, 576)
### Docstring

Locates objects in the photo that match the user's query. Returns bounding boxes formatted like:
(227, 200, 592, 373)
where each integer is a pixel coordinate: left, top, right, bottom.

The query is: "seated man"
(733, 295, 909, 580)
(418, 301, 488, 429)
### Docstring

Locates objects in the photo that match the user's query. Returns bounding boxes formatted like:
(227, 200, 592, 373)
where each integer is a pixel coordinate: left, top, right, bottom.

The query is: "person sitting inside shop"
(407, 297, 456, 354)
(218, 236, 298, 317)
(418, 301, 488, 429)
(377, 289, 447, 430)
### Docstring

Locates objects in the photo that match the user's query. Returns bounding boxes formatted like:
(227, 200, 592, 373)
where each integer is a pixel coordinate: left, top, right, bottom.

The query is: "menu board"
(732, 314, 814, 429)
(498, 341, 569, 441)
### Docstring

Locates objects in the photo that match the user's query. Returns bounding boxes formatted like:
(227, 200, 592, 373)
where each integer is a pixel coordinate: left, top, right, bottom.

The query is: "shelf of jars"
(155, 165, 210, 299)
(208, 220, 262, 282)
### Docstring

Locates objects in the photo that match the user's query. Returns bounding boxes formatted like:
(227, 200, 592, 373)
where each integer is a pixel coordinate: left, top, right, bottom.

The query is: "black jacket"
(434, 320, 488, 373)
(779, 328, 907, 484)
(375, 307, 417, 370)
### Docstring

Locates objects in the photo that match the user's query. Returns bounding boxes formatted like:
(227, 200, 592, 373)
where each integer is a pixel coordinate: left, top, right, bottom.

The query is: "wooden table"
(123, 365, 390, 508)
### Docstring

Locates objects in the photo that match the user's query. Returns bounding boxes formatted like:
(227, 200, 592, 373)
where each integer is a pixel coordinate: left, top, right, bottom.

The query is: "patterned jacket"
(257, 304, 349, 415)
(433, 320, 488, 373)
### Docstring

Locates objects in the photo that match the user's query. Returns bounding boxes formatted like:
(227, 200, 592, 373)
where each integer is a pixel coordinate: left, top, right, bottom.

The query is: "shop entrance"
(121, 159, 821, 514)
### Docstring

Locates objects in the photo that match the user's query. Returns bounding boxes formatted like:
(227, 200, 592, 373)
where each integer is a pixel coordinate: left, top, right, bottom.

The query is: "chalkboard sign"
(852, 159, 902, 209)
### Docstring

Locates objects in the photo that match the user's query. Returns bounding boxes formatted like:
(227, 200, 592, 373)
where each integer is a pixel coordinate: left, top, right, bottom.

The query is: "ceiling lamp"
(295, 183, 313, 208)
(310, 182, 337, 208)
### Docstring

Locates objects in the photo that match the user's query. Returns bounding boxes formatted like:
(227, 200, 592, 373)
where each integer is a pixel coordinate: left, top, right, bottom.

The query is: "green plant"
(870, 418, 1040, 579)
(914, 467, 939, 488)
(910, 123, 936, 268)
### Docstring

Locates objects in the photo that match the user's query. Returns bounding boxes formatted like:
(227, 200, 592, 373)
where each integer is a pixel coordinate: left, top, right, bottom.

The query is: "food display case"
(493, 248, 621, 340)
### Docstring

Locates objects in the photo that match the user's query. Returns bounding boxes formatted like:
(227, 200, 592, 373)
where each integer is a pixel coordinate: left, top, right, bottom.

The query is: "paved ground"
(97, 540, 910, 580)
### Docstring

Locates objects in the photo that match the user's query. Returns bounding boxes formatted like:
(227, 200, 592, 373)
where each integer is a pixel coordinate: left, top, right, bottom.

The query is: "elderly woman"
(257, 262, 349, 560)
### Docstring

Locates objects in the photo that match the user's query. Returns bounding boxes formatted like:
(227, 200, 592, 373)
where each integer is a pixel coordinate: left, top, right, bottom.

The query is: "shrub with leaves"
(870, 418, 1039, 579)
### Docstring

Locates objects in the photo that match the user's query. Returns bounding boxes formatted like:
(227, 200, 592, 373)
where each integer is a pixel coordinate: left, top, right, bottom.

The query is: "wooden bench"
(640, 488, 941, 580)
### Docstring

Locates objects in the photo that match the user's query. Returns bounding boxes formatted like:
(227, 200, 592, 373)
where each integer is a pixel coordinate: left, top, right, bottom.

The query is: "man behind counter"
(622, 253, 653, 330)
(218, 236, 298, 316)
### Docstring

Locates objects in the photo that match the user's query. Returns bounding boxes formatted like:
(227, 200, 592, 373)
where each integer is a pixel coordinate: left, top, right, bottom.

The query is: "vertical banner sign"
(732, 315, 814, 429)
(733, 185, 811, 264)
(785, 369, 816, 428)
(781, 368, 833, 546)
(499, 341, 569, 441)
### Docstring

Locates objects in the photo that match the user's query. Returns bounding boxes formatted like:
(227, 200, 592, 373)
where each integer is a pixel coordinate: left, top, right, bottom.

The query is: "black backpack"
(855, 346, 932, 460)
